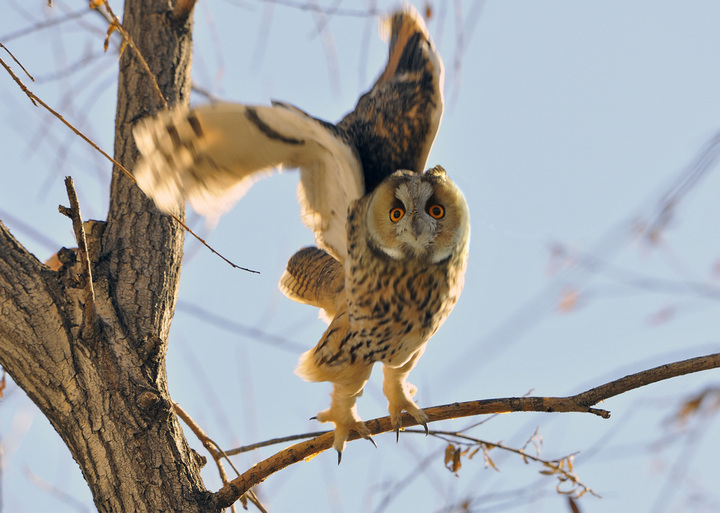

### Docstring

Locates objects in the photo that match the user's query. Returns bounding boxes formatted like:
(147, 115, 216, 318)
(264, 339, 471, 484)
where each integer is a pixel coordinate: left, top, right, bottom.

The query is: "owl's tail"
(295, 349, 327, 383)
(295, 311, 371, 383)
(296, 347, 373, 386)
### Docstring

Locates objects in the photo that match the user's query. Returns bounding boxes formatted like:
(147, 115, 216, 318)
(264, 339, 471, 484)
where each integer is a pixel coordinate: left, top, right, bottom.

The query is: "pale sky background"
(1, 1, 720, 512)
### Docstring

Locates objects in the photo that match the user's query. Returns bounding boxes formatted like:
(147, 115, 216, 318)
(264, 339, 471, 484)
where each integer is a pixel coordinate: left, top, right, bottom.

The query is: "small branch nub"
(59, 176, 99, 339)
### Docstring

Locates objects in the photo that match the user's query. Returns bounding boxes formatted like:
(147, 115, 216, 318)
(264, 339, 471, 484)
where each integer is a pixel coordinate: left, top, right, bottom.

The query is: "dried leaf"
(45, 252, 63, 271)
(424, 3, 433, 20)
(89, 0, 105, 9)
(483, 448, 499, 472)
(444, 444, 462, 474)
(567, 496, 581, 513)
(672, 387, 720, 425)
(519, 450, 529, 465)
(104, 20, 119, 52)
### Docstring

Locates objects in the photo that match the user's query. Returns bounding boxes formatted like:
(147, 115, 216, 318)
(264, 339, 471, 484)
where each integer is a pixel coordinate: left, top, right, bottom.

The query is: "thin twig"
(173, 403, 266, 513)
(226, 430, 330, 456)
(0, 55, 256, 273)
(0, 53, 37, 106)
(58, 177, 99, 338)
(212, 352, 720, 509)
(174, 402, 227, 461)
(23, 467, 90, 513)
(430, 430, 599, 499)
(93, 0, 168, 109)
(0, 43, 35, 81)
(0, 8, 91, 44)
(173, 403, 239, 512)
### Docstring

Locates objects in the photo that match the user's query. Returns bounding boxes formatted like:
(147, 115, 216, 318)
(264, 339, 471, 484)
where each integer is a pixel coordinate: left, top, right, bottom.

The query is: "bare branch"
(212, 352, 720, 508)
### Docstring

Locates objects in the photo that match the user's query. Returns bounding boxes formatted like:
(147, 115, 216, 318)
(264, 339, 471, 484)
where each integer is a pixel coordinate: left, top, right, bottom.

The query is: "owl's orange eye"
(389, 207, 405, 222)
(427, 204, 445, 219)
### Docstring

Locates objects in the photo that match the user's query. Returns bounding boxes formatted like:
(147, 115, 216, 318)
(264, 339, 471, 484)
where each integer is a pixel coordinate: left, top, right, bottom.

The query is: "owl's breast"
(345, 252, 465, 368)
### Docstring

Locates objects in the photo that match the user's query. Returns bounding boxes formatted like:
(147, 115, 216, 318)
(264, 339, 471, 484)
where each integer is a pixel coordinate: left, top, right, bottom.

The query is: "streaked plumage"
(133, 6, 469, 458)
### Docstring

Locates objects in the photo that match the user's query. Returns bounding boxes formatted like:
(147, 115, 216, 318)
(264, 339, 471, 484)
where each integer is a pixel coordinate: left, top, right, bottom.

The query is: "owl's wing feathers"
(133, 102, 364, 260)
(337, 6, 444, 193)
(279, 246, 345, 321)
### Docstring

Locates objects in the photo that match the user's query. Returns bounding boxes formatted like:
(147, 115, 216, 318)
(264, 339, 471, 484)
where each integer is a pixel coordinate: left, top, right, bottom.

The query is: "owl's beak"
(411, 218, 423, 239)
(411, 216, 433, 241)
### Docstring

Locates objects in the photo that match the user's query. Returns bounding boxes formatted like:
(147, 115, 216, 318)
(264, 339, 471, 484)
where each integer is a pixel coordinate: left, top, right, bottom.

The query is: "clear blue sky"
(1, 1, 719, 512)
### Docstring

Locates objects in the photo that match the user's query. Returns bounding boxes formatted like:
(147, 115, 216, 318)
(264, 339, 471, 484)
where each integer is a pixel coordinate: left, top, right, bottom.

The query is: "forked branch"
(212, 352, 720, 509)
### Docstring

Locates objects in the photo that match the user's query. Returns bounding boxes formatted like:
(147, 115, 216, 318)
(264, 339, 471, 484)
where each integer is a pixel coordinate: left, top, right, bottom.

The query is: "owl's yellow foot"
(384, 380, 429, 440)
(315, 406, 376, 461)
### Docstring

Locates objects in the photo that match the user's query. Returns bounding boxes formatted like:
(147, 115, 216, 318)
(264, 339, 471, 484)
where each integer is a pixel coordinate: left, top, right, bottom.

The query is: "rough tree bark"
(0, 1, 215, 511)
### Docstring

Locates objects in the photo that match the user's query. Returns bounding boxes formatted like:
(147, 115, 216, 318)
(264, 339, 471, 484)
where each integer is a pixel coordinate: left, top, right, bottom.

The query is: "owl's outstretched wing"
(339, 6, 444, 193)
(133, 102, 363, 260)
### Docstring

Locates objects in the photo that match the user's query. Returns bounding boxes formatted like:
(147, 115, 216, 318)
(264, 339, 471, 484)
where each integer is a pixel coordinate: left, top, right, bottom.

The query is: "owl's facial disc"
(375, 180, 440, 260)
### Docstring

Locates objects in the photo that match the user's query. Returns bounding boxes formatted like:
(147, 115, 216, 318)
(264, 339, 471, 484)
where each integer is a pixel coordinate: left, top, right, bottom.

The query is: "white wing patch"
(133, 102, 364, 260)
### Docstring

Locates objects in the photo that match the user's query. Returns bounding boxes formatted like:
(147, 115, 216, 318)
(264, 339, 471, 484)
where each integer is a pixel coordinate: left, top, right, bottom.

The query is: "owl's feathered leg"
(382, 348, 429, 440)
(313, 367, 374, 461)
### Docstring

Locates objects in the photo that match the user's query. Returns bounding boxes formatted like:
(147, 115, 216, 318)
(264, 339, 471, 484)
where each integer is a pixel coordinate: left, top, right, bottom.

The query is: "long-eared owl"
(132, 5, 470, 458)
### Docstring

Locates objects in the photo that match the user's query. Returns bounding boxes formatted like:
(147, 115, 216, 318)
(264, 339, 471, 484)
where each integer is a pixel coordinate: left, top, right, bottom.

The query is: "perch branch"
(58, 176, 98, 338)
(212, 352, 720, 509)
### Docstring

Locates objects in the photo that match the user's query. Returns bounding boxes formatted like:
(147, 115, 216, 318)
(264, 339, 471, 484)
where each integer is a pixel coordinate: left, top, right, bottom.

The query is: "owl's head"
(365, 166, 469, 263)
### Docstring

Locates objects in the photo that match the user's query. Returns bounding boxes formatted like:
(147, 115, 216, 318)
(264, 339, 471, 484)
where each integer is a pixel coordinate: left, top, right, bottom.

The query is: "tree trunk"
(0, 1, 214, 511)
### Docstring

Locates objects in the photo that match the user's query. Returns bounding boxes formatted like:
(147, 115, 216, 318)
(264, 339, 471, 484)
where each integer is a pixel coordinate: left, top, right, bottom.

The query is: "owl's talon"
(315, 400, 373, 459)
(395, 428, 400, 443)
(385, 377, 429, 440)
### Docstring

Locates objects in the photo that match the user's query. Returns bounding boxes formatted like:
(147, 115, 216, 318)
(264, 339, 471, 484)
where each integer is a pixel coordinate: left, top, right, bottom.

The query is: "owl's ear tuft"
(426, 165, 447, 178)
(390, 169, 415, 179)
